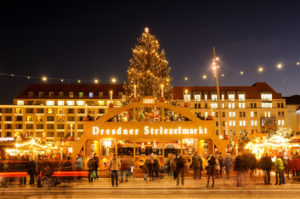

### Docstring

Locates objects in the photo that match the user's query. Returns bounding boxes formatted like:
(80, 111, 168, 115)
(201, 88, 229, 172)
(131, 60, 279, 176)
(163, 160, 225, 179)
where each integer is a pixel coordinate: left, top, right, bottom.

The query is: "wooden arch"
(70, 102, 229, 158)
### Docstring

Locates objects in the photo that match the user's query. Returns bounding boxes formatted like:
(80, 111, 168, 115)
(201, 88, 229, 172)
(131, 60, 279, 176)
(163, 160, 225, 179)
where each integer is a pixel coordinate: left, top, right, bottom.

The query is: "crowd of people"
(1, 151, 300, 188)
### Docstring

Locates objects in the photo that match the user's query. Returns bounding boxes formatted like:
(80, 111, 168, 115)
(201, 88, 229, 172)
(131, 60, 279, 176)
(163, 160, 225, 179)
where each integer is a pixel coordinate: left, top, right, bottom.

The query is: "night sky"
(0, 1, 300, 104)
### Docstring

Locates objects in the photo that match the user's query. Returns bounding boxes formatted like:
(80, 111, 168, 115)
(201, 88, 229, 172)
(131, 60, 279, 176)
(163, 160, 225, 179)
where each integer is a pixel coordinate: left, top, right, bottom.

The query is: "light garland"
(15, 139, 47, 149)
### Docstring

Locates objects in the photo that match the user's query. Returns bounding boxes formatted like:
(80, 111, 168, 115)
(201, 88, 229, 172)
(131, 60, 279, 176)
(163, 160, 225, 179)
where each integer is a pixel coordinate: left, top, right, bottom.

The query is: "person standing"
(224, 153, 233, 179)
(218, 154, 224, 178)
(76, 154, 83, 180)
(109, 154, 121, 187)
(234, 152, 248, 187)
(175, 154, 186, 186)
(28, 157, 37, 184)
(206, 154, 216, 188)
(260, 153, 272, 185)
(170, 154, 177, 180)
(87, 155, 95, 183)
(145, 154, 153, 181)
(248, 154, 257, 178)
(153, 154, 160, 179)
(94, 153, 99, 180)
(274, 155, 284, 185)
(191, 152, 202, 180)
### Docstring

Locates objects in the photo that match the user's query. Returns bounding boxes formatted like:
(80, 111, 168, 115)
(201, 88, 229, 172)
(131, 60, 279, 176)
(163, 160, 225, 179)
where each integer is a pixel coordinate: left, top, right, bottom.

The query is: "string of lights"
(0, 72, 119, 84)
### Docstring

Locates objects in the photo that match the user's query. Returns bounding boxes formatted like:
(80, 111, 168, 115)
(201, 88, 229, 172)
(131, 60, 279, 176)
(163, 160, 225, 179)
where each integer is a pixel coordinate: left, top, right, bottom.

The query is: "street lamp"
(212, 47, 223, 138)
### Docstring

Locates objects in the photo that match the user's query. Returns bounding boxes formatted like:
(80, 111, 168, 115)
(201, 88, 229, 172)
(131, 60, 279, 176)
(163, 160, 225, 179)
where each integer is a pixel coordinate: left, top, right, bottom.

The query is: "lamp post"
(212, 47, 223, 138)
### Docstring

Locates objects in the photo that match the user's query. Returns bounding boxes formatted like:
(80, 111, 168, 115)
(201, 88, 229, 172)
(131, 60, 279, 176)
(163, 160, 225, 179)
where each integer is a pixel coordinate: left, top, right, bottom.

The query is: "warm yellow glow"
(221, 73, 225, 77)
(240, 70, 244, 75)
(94, 79, 99, 84)
(297, 62, 300, 66)
(216, 57, 220, 61)
(77, 80, 81, 83)
(144, 27, 149, 33)
(160, 84, 164, 88)
(60, 79, 64, 82)
(42, 76, 47, 82)
(202, 75, 207, 79)
(258, 66, 264, 73)
(184, 89, 188, 94)
(184, 76, 188, 81)
(277, 63, 283, 69)
(103, 140, 112, 148)
(111, 77, 117, 83)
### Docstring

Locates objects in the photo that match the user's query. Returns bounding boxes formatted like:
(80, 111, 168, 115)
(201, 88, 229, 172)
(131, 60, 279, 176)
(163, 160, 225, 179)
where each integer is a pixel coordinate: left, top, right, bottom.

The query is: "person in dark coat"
(191, 152, 202, 180)
(234, 153, 248, 187)
(260, 153, 272, 185)
(218, 154, 224, 177)
(94, 153, 99, 180)
(248, 154, 257, 177)
(87, 155, 95, 183)
(224, 153, 233, 179)
(62, 156, 73, 182)
(206, 154, 216, 188)
(175, 154, 186, 186)
(28, 157, 37, 184)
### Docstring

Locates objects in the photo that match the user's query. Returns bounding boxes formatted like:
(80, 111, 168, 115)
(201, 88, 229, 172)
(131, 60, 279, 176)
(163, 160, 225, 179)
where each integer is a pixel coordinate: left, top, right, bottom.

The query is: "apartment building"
(172, 82, 287, 138)
(0, 82, 287, 142)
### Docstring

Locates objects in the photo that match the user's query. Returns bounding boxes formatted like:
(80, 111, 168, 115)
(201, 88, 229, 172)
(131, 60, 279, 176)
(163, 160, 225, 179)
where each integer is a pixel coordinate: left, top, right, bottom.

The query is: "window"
(261, 93, 272, 101)
(67, 116, 75, 121)
(39, 92, 44, 98)
(99, 92, 103, 97)
(46, 101, 54, 106)
(215, 112, 218, 118)
(281, 103, 284, 108)
(229, 112, 236, 118)
(47, 116, 54, 121)
(205, 112, 208, 118)
(221, 94, 225, 101)
(58, 101, 64, 106)
(68, 109, 75, 114)
(233, 121, 236, 126)
(57, 132, 65, 137)
(69, 92, 74, 98)
(277, 103, 281, 108)
(26, 124, 33, 129)
(5, 116, 12, 121)
(57, 124, 64, 129)
(278, 112, 281, 117)
(204, 103, 208, 109)
(16, 116, 23, 121)
(36, 116, 43, 122)
(16, 108, 23, 114)
(67, 101, 75, 106)
(98, 101, 105, 106)
(229, 103, 235, 109)
(89, 92, 94, 98)
(264, 111, 271, 117)
(79, 92, 84, 98)
(262, 102, 272, 108)
(216, 121, 218, 126)
(77, 101, 85, 106)
(222, 103, 225, 108)
(59, 92, 64, 97)
(229, 121, 232, 126)
(194, 94, 201, 102)
(228, 94, 235, 101)
(282, 112, 284, 117)
(47, 132, 54, 137)
(17, 100, 24, 106)
(251, 111, 254, 117)
(47, 108, 53, 114)
(238, 94, 245, 101)
(222, 112, 225, 118)
(57, 116, 65, 122)
(211, 94, 217, 101)
(184, 94, 190, 102)
(204, 94, 208, 101)
(28, 92, 34, 98)
(26, 116, 33, 121)
(238, 103, 245, 109)
(211, 103, 218, 109)
(36, 124, 44, 129)
(49, 92, 54, 97)
(47, 124, 54, 129)
(37, 108, 44, 113)
(27, 101, 34, 105)
(251, 120, 258, 126)
(26, 108, 34, 113)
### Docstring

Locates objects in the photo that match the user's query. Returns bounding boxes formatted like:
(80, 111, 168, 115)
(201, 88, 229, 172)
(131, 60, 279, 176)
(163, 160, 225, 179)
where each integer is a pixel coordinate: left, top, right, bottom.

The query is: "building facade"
(0, 82, 287, 143)
(285, 95, 300, 134)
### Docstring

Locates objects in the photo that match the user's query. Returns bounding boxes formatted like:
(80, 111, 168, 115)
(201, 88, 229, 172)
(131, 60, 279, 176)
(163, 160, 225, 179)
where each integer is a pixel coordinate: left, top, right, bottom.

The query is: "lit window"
(239, 121, 243, 126)
(282, 120, 285, 126)
(222, 103, 225, 108)
(98, 101, 105, 106)
(251, 111, 254, 117)
(238, 103, 245, 109)
(89, 92, 93, 98)
(268, 112, 271, 117)
(229, 112, 232, 117)
(251, 120, 254, 126)
(228, 94, 235, 101)
(211, 94, 217, 101)
(238, 94, 245, 101)
(262, 102, 272, 108)
(221, 94, 225, 101)
(243, 120, 246, 126)
(77, 101, 85, 106)
(261, 93, 272, 101)
(194, 94, 201, 102)
(229, 103, 235, 109)
(48, 108, 53, 114)
(184, 94, 191, 102)
(229, 121, 232, 126)
(46, 101, 54, 106)
(58, 101, 64, 106)
(69, 92, 74, 98)
(204, 94, 208, 101)
(233, 121, 236, 126)
(17, 100, 24, 106)
(211, 103, 218, 109)
(278, 120, 281, 126)
(254, 120, 257, 126)
(79, 92, 84, 98)
(67, 101, 75, 106)
(205, 112, 208, 118)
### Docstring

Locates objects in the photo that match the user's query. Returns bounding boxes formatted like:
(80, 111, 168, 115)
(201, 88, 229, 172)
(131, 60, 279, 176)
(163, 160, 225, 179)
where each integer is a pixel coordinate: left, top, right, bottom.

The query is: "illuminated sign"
(0, 137, 14, 142)
(92, 126, 207, 136)
(142, 97, 155, 104)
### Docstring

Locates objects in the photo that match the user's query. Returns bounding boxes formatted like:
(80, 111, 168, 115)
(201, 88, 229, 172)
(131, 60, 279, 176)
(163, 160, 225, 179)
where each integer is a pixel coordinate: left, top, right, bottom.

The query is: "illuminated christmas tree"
(125, 27, 172, 101)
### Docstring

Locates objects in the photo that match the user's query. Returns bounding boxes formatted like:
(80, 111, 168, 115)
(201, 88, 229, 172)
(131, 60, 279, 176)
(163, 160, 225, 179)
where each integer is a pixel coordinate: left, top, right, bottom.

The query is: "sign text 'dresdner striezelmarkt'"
(92, 126, 208, 136)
